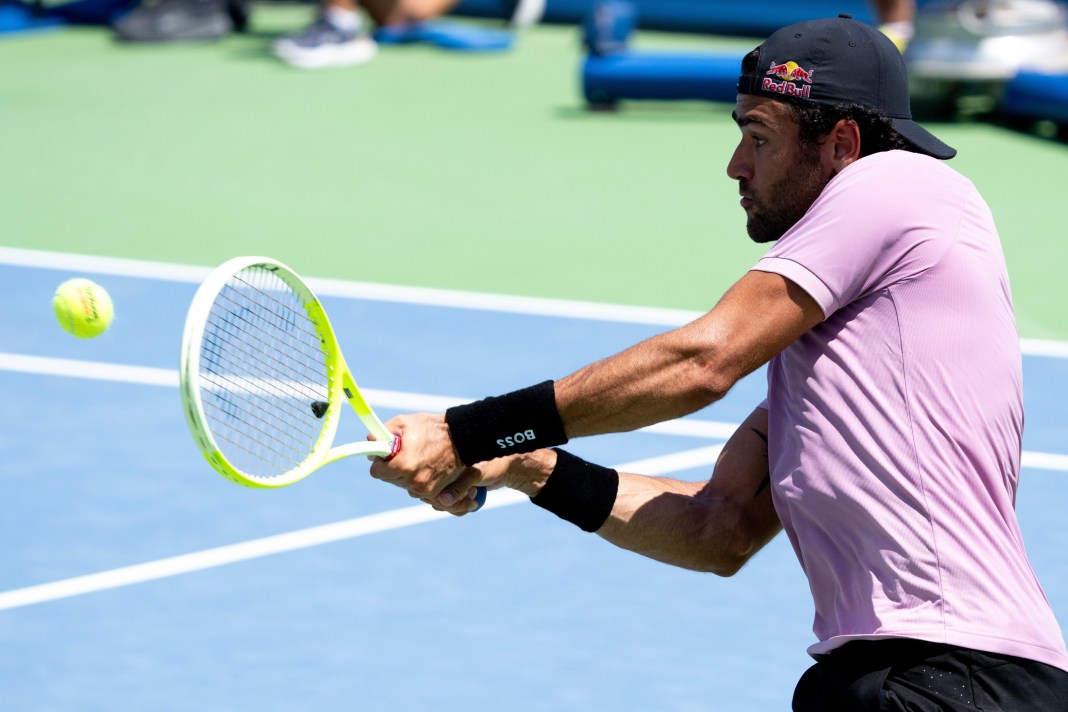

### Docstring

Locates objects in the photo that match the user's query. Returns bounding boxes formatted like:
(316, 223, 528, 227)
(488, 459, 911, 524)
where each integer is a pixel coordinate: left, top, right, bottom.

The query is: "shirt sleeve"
(751, 152, 968, 319)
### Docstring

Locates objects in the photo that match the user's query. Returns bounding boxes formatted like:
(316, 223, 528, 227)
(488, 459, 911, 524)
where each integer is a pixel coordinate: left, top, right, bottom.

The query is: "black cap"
(738, 14, 956, 159)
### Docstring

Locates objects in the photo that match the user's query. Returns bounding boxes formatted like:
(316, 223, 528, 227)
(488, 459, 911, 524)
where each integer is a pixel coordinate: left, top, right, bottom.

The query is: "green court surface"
(2, 4, 1067, 341)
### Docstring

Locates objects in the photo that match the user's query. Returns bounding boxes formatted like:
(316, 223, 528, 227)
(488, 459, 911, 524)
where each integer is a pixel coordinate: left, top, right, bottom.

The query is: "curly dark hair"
(739, 48, 911, 157)
(787, 102, 911, 156)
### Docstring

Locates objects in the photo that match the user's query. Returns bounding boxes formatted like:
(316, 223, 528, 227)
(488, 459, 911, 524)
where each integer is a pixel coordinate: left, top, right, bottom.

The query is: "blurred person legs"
(273, 0, 458, 69)
(112, 0, 247, 41)
(872, 0, 915, 51)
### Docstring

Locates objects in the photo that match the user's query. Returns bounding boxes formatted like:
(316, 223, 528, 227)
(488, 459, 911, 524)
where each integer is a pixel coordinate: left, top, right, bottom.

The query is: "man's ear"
(826, 118, 862, 169)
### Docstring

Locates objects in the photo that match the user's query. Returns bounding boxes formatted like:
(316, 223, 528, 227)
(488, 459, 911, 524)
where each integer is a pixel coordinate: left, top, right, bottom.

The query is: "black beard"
(743, 158, 829, 244)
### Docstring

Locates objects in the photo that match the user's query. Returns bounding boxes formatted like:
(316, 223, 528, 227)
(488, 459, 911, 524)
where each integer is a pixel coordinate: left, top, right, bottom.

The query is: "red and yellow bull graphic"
(763, 60, 814, 99)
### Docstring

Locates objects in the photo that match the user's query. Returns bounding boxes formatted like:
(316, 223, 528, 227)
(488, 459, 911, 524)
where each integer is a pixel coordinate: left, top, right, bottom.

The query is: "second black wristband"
(445, 380, 568, 465)
(531, 448, 619, 533)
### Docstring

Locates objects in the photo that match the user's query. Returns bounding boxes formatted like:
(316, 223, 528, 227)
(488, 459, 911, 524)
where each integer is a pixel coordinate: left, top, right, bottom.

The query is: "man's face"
(727, 95, 832, 244)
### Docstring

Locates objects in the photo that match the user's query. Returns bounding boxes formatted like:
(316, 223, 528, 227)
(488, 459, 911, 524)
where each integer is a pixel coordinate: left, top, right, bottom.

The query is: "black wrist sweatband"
(531, 448, 619, 533)
(445, 380, 568, 466)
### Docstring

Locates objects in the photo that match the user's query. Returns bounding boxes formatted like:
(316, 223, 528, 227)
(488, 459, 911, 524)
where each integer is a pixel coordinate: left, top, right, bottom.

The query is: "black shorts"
(792, 639, 1068, 711)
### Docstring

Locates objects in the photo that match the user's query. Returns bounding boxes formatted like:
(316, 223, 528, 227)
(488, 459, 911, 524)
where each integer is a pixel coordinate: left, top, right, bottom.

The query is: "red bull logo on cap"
(763, 60, 814, 99)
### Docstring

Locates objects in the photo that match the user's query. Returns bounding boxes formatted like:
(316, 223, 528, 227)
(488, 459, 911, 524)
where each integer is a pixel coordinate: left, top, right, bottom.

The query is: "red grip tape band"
(384, 434, 402, 462)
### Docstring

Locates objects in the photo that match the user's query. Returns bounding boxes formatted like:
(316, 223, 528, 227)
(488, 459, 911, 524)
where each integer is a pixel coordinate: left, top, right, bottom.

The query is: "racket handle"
(384, 434, 402, 461)
(385, 434, 486, 511)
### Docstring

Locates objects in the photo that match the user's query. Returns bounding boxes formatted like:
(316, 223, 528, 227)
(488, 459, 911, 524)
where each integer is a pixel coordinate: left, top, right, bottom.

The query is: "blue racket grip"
(473, 486, 488, 512)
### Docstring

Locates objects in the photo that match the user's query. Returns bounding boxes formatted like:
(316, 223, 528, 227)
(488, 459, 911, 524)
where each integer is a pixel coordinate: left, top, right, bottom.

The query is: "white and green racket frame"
(179, 256, 400, 489)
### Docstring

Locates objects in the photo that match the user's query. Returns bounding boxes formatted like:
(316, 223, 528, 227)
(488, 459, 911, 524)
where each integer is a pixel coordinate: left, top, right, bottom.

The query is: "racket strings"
(201, 283, 327, 474)
(201, 336, 325, 472)
(199, 267, 334, 478)
(204, 298, 326, 403)
(199, 327, 324, 465)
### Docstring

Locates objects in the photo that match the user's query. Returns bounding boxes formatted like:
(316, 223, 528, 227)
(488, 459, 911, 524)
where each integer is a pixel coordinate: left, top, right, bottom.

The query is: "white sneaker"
(274, 17, 377, 69)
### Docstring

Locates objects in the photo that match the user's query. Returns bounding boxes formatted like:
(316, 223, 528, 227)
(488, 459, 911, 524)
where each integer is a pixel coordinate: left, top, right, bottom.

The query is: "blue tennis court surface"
(1, 252, 1065, 711)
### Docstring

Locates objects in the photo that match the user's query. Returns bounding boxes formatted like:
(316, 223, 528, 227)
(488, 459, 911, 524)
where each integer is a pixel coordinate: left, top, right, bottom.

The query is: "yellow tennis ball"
(53, 278, 114, 339)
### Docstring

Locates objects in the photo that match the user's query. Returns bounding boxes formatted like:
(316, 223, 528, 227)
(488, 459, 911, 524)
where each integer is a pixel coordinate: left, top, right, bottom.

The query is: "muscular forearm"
(553, 272, 817, 440)
(555, 325, 732, 439)
(373, 273, 819, 507)
(600, 473, 760, 575)
(509, 449, 770, 575)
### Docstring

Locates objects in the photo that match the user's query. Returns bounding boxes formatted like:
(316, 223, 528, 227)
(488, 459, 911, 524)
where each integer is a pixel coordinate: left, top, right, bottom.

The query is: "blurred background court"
(1, 3, 1067, 709)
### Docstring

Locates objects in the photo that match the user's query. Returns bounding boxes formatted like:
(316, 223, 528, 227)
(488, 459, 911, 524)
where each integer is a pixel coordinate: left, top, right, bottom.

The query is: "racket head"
(180, 256, 391, 488)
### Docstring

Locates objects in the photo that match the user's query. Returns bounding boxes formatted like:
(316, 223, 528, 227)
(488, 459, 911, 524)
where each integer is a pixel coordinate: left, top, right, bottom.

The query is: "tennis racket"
(179, 256, 487, 507)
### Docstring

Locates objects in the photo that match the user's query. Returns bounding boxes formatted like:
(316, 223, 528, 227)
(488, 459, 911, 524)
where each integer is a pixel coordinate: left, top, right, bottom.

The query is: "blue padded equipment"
(374, 20, 514, 51)
(0, 1, 64, 35)
(1002, 70, 1068, 125)
(453, 0, 874, 37)
(583, 51, 742, 107)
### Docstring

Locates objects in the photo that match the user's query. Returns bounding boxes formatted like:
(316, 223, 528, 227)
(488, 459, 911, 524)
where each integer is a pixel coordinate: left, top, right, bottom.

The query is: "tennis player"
(369, 14, 1068, 709)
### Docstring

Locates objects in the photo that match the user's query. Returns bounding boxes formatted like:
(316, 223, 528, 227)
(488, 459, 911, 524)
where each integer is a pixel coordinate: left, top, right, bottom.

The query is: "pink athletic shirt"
(753, 150, 1068, 672)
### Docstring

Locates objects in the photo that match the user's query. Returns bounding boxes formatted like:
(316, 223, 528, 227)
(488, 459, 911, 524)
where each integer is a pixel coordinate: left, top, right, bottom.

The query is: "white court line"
(0, 352, 739, 440)
(1, 351, 1064, 466)
(1019, 338, 1068, 359)
(4, 246, 1068, 357)
(1, 347, 1065, 609)
(0, 446, 724, 612)
(0, 246, 698, 327)
(1022, 451, 1068, 472)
